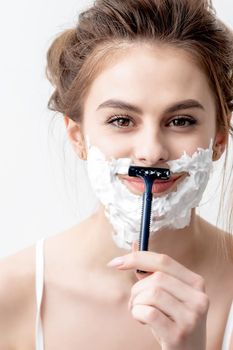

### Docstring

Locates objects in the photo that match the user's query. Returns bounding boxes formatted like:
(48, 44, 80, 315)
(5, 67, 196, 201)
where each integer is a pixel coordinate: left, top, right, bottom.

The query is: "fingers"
(110, 251, 205, 292)
(129, 282, 209, 348)
(130, 304, 176, 339)
(108, 245, 209, 348)
(129, 271, 208, 312)
(130, 287, 202, 327)
(108, 245, 209, 347)
(128, 270, 209, 346)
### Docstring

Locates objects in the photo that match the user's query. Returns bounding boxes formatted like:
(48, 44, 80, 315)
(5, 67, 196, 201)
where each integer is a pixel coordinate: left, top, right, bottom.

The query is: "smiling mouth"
(118, 173, 187, 196)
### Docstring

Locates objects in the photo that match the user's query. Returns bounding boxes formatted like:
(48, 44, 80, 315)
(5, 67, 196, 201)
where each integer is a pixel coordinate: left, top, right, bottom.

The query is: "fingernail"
(107, 256, 125, 267)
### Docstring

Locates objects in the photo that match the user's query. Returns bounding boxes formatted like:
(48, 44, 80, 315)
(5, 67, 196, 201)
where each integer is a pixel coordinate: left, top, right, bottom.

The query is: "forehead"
(84, 43, 215, 114)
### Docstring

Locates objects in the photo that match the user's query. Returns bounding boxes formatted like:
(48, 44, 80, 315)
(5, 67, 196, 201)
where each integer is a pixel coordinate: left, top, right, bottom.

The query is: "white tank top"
(35, 238, 233, 350)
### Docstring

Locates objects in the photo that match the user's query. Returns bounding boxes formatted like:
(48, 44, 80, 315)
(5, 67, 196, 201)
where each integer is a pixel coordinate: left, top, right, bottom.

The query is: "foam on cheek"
(167, 140, 214, 173)
(85, 134, 132, 175)
(85, 137, 213, 250)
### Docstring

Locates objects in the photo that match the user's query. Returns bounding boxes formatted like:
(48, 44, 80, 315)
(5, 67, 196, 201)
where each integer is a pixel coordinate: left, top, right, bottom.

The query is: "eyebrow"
(96, 98, 205, 114)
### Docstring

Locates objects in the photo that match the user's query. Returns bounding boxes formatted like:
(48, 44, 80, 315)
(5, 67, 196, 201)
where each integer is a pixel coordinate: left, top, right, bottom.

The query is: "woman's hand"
(107, 243, 209, 350)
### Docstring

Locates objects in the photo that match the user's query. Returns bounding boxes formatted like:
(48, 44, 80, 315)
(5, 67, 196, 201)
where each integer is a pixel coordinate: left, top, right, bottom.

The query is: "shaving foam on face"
(86, 139, 213, 250)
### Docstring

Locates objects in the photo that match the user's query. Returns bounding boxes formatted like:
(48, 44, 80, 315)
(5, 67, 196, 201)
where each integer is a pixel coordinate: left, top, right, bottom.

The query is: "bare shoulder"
(202, 217, 233, 287)
(0, 245, 36, 348)
(0, 217, 94, 349)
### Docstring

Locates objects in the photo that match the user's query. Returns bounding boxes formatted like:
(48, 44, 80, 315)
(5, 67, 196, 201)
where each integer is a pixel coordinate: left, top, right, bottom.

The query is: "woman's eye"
(167, 117, 196, 128)
(107, 116, 134, 128)
(106, 115, 196, 129)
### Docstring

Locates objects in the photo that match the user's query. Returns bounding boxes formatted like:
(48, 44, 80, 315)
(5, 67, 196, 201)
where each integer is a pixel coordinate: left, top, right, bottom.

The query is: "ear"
(64, 116, 87, 160)
(213, 128, 228, 161)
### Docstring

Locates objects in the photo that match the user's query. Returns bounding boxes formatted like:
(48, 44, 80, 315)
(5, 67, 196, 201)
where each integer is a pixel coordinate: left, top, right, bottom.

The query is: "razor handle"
(128, 166, 171, 274)
(137, 190, 153, 274)
(140, 191, 152, 251)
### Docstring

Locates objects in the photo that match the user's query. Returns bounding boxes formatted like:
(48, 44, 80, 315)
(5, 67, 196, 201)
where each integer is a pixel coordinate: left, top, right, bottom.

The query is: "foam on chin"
(86, 139, 213, 250)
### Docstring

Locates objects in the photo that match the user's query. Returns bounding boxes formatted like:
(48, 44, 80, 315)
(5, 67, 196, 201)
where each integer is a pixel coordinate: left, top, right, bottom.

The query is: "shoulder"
(0, 245, 35, 309)
(0, 245, 36, 347)
(198, 217, 233, 292)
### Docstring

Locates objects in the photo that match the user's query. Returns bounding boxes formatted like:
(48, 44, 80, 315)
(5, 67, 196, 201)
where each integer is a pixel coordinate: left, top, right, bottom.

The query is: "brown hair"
(46, 0, 233, 255)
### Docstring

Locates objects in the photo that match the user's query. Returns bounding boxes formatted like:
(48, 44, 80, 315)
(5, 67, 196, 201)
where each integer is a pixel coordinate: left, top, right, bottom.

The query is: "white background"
(0, 0, 232, 257)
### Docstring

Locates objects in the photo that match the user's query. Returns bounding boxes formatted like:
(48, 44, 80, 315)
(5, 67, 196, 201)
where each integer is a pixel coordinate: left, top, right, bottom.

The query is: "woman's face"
(70, 43, 224, 170)
(81, 43, 219, 165)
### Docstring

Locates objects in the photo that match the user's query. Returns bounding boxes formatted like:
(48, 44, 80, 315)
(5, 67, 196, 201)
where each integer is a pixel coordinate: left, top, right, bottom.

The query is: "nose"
(132, 127, 169, 167)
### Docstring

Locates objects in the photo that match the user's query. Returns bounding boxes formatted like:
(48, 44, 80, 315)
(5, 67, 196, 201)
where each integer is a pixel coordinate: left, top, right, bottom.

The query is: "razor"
(128, 166, 171, 273)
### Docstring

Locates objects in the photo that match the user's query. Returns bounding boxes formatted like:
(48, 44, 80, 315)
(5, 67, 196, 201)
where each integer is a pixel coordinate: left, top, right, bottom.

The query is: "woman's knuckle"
(197, 294, 209, 314)
(131, 304, 140, 320)
(154, 271, 165, 282)
(146, 287, 155, 300)
(159, 253, 171, 266)
(154, 286, 163, 299)
(129, 252, 137, 263)
(145, 308, 158, 323)
(192, 274, 205, 290)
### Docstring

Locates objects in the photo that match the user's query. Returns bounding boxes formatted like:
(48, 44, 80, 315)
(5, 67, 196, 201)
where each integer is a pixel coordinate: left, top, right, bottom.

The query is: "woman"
(0, 0, 233, 349)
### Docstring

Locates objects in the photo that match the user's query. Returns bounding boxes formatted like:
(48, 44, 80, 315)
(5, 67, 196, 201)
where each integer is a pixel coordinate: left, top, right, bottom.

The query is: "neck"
(148, 210, 202, 267)
(85, 206, 205, 283)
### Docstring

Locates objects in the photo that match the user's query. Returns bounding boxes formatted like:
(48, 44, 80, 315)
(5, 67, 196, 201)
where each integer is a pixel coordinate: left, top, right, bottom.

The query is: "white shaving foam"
(86, 140, 213, 250)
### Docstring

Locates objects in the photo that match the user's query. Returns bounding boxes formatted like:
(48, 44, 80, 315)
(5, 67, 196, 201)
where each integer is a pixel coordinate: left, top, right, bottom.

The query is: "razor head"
(128, 166, 170, 180)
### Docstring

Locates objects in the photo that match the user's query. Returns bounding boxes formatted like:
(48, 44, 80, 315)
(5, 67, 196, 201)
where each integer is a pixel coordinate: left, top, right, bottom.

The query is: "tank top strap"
(222, 301, 233, 350)
(35, 238, 45, 350)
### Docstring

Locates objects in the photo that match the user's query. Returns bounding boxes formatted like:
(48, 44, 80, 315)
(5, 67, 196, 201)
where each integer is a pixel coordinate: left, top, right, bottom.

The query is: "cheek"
(98, 141, 128, 158)
(168, 134, 213, 159)
(85, 130, 132, 159)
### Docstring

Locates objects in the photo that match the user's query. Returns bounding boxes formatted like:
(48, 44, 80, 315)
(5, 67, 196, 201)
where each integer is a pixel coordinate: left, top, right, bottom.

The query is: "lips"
(119, 174, 185, 195)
